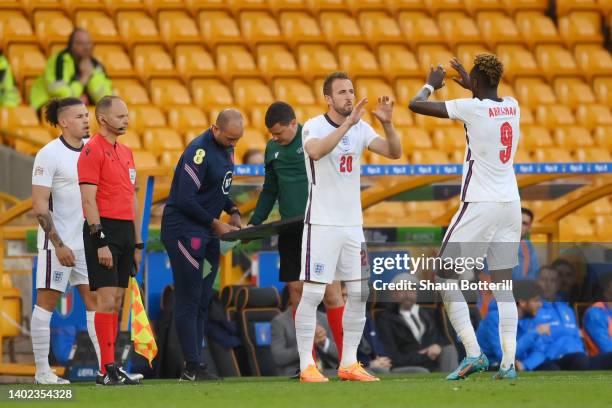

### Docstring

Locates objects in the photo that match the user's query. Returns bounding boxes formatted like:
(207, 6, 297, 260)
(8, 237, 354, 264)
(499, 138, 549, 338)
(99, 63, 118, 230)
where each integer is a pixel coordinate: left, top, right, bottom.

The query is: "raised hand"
(426, 65, 446, 90)
(346, 97, 368, 126)
(450, 57, 472, 91)
(372, 96, 394, 125)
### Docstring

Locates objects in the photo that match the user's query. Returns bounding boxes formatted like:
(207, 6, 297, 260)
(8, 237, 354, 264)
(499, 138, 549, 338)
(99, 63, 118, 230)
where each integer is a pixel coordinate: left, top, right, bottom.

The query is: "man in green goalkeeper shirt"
(249, 101, 346, 361)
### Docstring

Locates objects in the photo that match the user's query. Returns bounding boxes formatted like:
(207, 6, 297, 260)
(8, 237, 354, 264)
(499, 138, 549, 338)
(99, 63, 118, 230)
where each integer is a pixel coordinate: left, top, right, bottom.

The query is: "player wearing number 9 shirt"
(409, 54, 521, 381)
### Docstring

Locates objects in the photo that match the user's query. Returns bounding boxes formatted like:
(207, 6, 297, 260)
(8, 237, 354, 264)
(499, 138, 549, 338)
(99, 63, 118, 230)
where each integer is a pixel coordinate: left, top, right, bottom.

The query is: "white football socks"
(295, 283, 325, 371)
(86, 310, 101, 370)
(492, 288, 518, 370)
(340, 280, 367, 368)
(440, 280, 481, 358)
(31, 305, 53, 374)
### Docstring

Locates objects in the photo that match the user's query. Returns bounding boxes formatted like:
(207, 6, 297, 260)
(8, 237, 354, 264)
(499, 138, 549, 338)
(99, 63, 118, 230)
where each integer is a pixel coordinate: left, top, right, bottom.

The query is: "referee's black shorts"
(277, 223, 303, 283)
(83, 218, 135, 290)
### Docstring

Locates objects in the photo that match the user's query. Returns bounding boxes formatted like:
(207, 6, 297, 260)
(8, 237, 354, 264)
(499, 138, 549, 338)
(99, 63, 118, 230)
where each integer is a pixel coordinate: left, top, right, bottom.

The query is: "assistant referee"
(248, 102, 346, 360)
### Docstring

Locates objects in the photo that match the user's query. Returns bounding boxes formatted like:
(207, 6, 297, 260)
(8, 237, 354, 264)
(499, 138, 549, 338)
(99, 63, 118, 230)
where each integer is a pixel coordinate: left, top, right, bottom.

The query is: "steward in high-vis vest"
(30, 29, 112, 114)
(0, 51, 21, 107)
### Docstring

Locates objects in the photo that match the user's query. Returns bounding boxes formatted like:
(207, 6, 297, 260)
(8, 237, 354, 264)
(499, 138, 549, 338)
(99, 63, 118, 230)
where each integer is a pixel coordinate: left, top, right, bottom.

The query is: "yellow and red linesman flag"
(130, 277, 158, 367)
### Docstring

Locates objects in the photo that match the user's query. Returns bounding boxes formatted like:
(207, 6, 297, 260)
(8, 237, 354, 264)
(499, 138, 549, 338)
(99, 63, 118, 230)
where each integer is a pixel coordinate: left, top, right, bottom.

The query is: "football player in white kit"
(31, 98, 100, 384)
(295, 72, 402, 382)
(409, 54, 521, 380)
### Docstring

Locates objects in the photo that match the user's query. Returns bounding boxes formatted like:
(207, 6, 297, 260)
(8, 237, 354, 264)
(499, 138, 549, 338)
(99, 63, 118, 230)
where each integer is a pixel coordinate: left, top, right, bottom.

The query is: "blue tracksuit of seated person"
(161, 128, 237, 366)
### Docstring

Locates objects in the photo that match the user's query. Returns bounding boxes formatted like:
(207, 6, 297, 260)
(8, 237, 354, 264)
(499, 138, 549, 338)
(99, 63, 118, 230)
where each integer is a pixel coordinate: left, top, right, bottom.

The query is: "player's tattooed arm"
(36, 212, 64, 248)
(408, 65, 449, 118)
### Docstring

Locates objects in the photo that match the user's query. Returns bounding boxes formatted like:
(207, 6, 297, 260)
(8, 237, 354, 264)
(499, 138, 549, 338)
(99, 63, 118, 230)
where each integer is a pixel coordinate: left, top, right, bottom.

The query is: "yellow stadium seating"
(556, 0, 600, 16)
(234, 127, 266, 163)
(307, 0, 346, 15)
(377, 45, 421, 82)
(92, 44, 135, 78)
(496, 45, 540, 81)
(86, 106, 98, 134)
(532, 147, 574, 162)
(294, 105, 324, 123)
(75, 11, 120, 43)
(128, 105, 167, 133)
(515, 11, 562, 49)
(553, 78, 596, 109)
(62, 0, 106, 17)
(415, 114, 455, 132)
(399, 127, 432, 150)
(279, 11, 324, 49)
(13, 127, 53, 155)
(249, 105, 269, 131)
(319, 12, 363, 47)
(185, 0, 228, 14)
(22, 0, 62, 15)
(514, 148, 532, 163)
(594, 126, 612, 149)
(593, 77, 612, 106)
(167, 106, 209, 130)
(143, 0, 185, 15)
(574, 45, 612, 81)
(133, 45, 176, 81)
(554, 126, 594, 149)
(232, 78, 274, 107)
(345, 0, 387, 15)
(102, 0, 146, 16)
(268, 0, 309, 15)
(120, 130, 142, 150)
(498, 82, 517, 99)
(354, 79, 395, 111)
(385, 0, 427, 15)
(437, 11, 481, 48)
(577, 197, 612, 216)
(150, 79, 192, 108)
(395, 78, 425, 105)
(424, 0, 465, 15)
(535, 45, 581, 81)
(240, 11, 283, 49)
(575, 104, 612, 130)
(520, 125, 554, 149)
(502, 0, 548, 15)
(359, 11, 404, 48)
(398, 12, 444, 49)
(0, 11, 36, 50)
(573, 147, 611, 162)
(367, 153, 402, 165)
(183, 128, 206, 145)
(159, 150, 183, 167)
(477, 11, 523, 48)
(410, 149, 450, 164)
(297, 44, 339, 81)
(464, 0, 506, 15)
(158, 11, 201, 49)
(559, 214, 595, 242)
(337, 44, 381, 77)
(455, 44, 489, 68)
(392, 106, 414, 127)
(256, 44, 299, 81)
(417, 45, 454, 74)
(558, 11, 604, 48)
(433, 127, 466, 152)
(273, 79, 317, 106)
(514, 78, 557, 108)
(448, 149, 466, 163)
(216, 45, 259, 82)
(1, 106, 39, 130)
(132, 150, 159, 169)
(142, 128, 184, 156)
(521, 107, 535, 125)
(113, 79, 150, 104)
(33, 11, 73, 53)
(6, 44, 46, 88)
(227, 0, 269, 15)
(174, 45, 216, 82)
(536, 105, 576, 129)
(191, 79, 234, 108)
(312, 78, 325, 105)
(198, 11, 242, 48)
(595, 215, 612, 241)
(116, 11, 160, 48)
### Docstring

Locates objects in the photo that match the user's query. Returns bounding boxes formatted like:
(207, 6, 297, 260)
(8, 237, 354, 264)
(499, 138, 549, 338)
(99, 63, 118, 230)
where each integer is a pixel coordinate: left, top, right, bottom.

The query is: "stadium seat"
(559, 215, 595, 242)
(498, 81, 517, 99)
(354, 79, 395, 111)
(558, 11, 604, 48)
(532, 147, 574, 162)
(595, 215, 612, 241)
(476, 11, 523, 48)
(158, 11, 201, 49)
(142, 128, 184, 156)
(520, 125, 553, 149)
(102, 0, 146, 16)
(455, 44, 489, 68)
(6, 44, 45, 87)
(185, 0, 228, 14)
(143, 0, 185, 15)
(521, 107, 535, 125)
(268, 0, 309, 15)
(319, 12, 363, 48)
(515, 11, 562, 49)
(227, 0, 269, 15)
(556, 0, 600, 16)
(21, 0, 62, 15)
(120, 130, 142, 150)
(33, 11, 74, 53)
(92, 44, 135, 78)
(128, 105, 167, 133)
(191, 79, 234, 108)
(433, 127, 466, 152)
(232, 78, 274, 107)
(377, 45, 421, 82)
(384, 0, 427, 15)
(312, 77, 325, 105)
(574, 45, 612, 81)
(437, 12, 481, 48)
(216, 45, 259, 82)
(554, 126, 594, 149)
(398, 12, 444, 49)
(12, 127, 53, 155)
(395, 78, 426, 105)
(514, 78, 557, 108)
(273, 78, 316, 106)
(399, 126, 432, 150)
(234, 127, 266, 162)
(198, 11, 242, 48)
(62, 0, 106, 17)
(359, 11, 404, 48)
(464, 0, 506, 15)
(132, 150, 159, 169)
(133, 45, 176, 81)
(496, 45, 540, 81)
(501, 0, 548, 15)
(116, 11, 160, 48)
(535, 45, 580, 81)
(279, 11, 324, 50)
(392, 106, 414, 127)
(294, 105, 324, 123)
(150, 79, 192, 108)
(410, 149, 450, 164)
(573, 147, 611, 162)
(345, 0, 387, 15)
(159, 150, 183, 167)
(75, 11, 120, 43)
(256, 44, 299, 82)
(423, 0, 465, 15)
(367, 153, 402, 165)
(183, 128, 207, 145)
(297, 44, 339, 81)
(536, 105, 576, 129)
(0, 106, 39, 130)
(553, 78, 596, 109)
(167, 106, 208, 130)
(593, 77, 612, 106)
(594, 126, 612, 150)
(417, 45, 454, 74)
(248, 105, 269, 131)
(240, 11, 282, 49)
(447, 149, 465, 163)
(0, 11, 36, 51)
(578, 198, 612, 217)
(307, 0, 346, 15)
(112, 79, 150, 105)
(415, 114, 454, 132)
(337, 44, 381, 78)
(575, 104, 612, 130)
(175, 45, 216, 82)
(513, 148, 531, 163)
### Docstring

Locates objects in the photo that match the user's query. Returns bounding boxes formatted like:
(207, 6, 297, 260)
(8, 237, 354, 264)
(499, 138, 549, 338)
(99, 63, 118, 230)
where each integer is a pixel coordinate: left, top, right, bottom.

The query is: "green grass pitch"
(2, 372, 612, 408)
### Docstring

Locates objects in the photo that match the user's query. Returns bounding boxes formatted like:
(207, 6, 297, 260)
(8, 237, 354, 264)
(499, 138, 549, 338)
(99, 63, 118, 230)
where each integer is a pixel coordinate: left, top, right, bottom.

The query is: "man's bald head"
(212, 108, 244, 148)
(95, 95, 129, 136)
(215, 108, 243, 130)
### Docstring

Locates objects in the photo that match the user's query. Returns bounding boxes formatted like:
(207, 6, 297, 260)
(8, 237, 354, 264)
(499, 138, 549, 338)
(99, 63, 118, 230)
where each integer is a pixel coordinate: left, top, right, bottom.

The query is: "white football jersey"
(302, 114, 378, 226)
(32, 137, 87, 250)
(445, 97, 521, 202)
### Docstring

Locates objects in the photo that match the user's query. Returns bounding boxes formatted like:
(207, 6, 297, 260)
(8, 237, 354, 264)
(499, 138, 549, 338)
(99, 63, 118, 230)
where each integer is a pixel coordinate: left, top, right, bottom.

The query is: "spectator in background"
(377, 274, 457, 373)
(552, 258, 584, 304)
(242, 148, 264, 165)
(583, 275, 612, 357)
(513, 208, 539, 280)
(0, 50, 21, 107)
(30, 29, 112, 116)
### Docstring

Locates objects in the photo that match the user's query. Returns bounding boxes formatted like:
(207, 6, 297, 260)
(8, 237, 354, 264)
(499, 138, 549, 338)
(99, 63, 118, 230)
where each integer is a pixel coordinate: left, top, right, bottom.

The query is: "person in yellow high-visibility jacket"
(0, 51, 21, 107)
(30, 29, 112, 115)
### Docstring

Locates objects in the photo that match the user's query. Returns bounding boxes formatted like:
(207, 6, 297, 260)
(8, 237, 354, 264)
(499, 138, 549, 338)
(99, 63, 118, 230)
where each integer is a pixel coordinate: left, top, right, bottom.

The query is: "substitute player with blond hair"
(409, 54, 522, 380)
(296, 72, 402, 382)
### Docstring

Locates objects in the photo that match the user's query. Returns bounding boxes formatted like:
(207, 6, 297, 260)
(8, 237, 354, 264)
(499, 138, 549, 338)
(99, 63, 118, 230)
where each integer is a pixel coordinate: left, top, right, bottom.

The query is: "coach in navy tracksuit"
(161, 109, 243, 381)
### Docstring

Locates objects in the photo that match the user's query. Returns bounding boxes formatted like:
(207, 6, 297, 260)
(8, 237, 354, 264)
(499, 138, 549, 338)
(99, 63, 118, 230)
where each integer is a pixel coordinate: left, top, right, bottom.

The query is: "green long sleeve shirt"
(249, 125, 308, 225)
